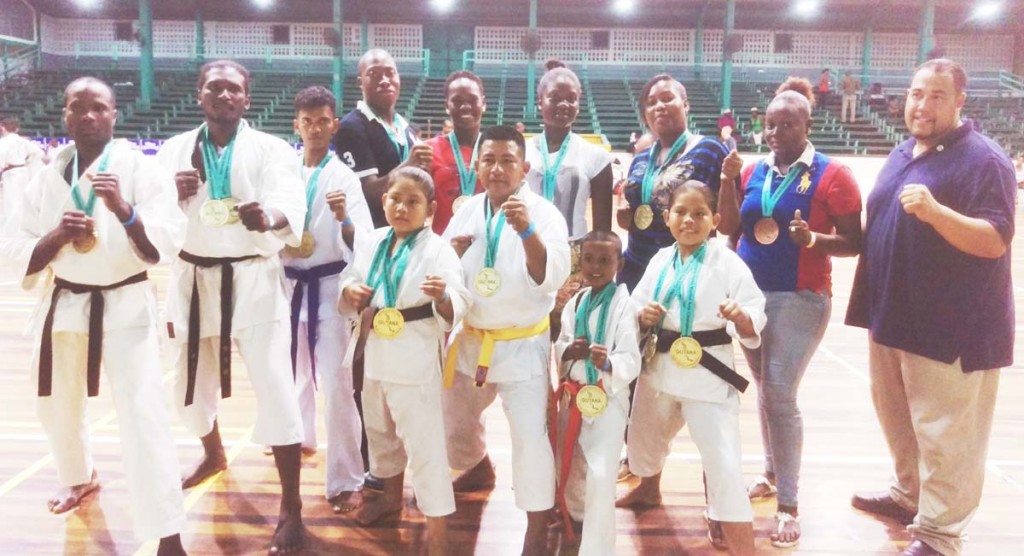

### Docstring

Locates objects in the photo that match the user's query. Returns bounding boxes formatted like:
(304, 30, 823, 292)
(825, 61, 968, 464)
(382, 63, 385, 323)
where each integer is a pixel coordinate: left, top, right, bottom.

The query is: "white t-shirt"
(525, 133, 613, 240)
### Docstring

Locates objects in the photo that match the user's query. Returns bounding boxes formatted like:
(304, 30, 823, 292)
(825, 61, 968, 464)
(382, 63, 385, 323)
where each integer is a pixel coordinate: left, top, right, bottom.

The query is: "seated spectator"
(886, 96, 901, 118)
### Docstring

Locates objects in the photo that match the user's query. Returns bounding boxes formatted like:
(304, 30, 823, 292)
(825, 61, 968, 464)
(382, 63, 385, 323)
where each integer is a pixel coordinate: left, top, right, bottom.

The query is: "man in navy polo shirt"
(333, 48, 433, 228)
(846, 58, 1016, 556)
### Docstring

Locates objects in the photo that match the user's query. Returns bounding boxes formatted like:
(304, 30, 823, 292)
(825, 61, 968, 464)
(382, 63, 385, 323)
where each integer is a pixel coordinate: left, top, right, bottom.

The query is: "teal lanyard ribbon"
(652, 242, 707, 336)
(574, 282, 617, 384)
(640, 132, 689, 204)
(70, 141, 114, 216)
(483, 198, 506, 268)
(539, 132, 572, 201)
(373, 108, 409, 162)
(303, 153, 332, 230)
(201, 124, 239, 200)
(447, 131, 479, 197)
(366, 227, 423, 308)
(761, 163, 806, 218)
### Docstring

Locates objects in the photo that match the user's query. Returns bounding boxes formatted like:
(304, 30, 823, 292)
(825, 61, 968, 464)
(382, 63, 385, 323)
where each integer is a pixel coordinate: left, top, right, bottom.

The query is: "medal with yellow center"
(73, 231, 98, 254)
(297, 231, 315, 258)
(67, 142, 113, 255)
(633, 204, 654, 230)
(575, 384, 608, 418)
(199, 198, 239, 227)
(452, 195, 471, 214)
(670, 336, 703, 368)
(642, 334, 658, 362)
(372, 307, 405, 339)
(474, 267, 501, 297)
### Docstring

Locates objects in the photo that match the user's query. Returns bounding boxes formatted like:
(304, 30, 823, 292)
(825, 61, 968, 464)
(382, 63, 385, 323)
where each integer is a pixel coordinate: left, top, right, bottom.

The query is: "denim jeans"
(741, 290, 831, 508)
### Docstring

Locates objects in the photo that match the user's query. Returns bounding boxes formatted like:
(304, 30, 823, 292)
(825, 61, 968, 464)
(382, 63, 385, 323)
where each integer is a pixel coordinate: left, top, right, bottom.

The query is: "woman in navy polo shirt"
(734, 78, 862, 548)
(616, 74, 742, 291)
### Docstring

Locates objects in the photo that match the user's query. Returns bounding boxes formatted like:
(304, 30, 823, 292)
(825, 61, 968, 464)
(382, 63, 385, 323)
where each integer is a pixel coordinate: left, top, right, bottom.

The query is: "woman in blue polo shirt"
(735, 78, 862, 548)
(616, 74, 742, 291)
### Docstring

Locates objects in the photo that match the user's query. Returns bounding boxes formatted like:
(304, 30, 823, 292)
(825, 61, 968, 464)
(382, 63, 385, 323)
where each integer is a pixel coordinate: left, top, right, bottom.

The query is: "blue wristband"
(342, 217, 353, 226)
(518, 222, 536, 240)
(602, 359, 610, 372)
(120, 206, 137, 226)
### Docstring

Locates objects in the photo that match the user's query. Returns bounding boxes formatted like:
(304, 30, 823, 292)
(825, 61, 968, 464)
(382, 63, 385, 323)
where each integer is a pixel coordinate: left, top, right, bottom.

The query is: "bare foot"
(354, 494, 403, 525)
(47, 470, 100, 514)
(329, 490, 363, 514)
(268, 508, 307, 554)
(156, 534, 187, 556)
(452, 456, 496, 493)
(615, 484, 662, 508)
(181, 453, 227, 490)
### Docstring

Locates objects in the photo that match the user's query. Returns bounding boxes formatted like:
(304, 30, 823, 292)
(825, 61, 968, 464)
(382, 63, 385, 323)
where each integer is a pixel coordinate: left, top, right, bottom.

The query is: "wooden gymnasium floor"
(0, 154, 1021, 555)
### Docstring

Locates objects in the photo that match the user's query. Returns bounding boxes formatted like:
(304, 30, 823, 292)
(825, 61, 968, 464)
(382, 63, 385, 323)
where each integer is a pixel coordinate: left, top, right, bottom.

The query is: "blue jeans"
(741, 290, 831, 508)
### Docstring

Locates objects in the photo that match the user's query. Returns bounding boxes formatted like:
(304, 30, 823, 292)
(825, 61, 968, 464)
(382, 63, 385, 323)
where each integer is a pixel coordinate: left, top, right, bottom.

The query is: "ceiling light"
(613, 0, 636, 16)
(972, 1, 1003, 21)
(431, 0, 455, 13)
(793, 0, 821, 18)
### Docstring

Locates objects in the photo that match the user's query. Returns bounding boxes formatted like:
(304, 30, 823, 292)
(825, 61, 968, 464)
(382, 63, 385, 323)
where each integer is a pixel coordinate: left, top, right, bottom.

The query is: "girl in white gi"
(553, 230, 640, 555)
(0, 77, 187, 554)
(616, 174, 766, 556)
(338, 166, 469, 556)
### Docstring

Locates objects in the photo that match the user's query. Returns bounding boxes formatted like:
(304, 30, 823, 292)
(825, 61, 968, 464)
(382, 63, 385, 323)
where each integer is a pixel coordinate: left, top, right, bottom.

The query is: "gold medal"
(575, 384, 608, 418)
(569, 241, 582, 275)
(473, 267, 501, 297)
(634, 204, 654, 230)
(372, 307, 405, 339)
(199, 199, 233, 227)
(297, 231, 315, 258)
(754, 217, 779, 245)
(670, 336, 703, 368)
(642, 334, 658, 362)
(72, 232, 98, 254)
(452, 195, 471, 214)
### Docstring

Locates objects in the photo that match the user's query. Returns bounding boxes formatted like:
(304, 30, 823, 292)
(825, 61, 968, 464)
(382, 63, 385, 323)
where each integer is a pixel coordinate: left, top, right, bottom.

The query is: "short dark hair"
(294, 85, 336, 114)
(63, 76, 116, 107)
(388, 166, 435, 202)
(198, 59, 251, 93)
(444, 70, 485, 98)
(638, 74, 686, 126)
(915, 58, 967, 94)
(480, 125, 526, 160)
(580, 230, 623, 256)
(0, 116, 19, 132)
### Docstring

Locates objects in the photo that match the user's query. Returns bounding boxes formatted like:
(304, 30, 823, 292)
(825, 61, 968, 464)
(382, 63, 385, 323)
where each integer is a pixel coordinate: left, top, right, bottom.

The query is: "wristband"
(601, 359, 610, 372)
(441, 290, 450, 303)
(120, 206, 137, 226)
(342, 217, 353, 226)
(518, 222, 536, 240)
(805, 231, 817, 249)
(263, 209, 277, 230)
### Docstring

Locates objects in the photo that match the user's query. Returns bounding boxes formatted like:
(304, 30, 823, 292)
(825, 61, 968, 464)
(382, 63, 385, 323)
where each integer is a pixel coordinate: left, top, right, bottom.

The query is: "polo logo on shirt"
(796, 170, 813, 194)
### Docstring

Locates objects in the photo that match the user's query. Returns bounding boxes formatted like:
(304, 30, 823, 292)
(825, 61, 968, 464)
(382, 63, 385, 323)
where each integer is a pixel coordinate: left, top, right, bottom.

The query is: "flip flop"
(747, 475, 777, 499)
(770, 511, 801, 548)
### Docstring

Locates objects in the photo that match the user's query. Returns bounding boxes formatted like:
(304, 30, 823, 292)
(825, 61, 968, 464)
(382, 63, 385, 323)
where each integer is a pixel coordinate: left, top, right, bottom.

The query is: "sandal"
(747, 475, 777, 499)
(703, 510, 728, 550)
(770, 511, 801, 548)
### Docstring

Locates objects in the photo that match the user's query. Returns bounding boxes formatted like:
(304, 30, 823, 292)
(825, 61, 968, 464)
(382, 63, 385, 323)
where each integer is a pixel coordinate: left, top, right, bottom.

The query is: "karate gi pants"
(294, 317, 364, 497)
(35, 326, 186, 540)
(444, 370, 556, 512)
(363, 375, 455, 517)
(869, 338, 999, 556)
(627, 374, 752, 522)
(174, 320, 304, 447)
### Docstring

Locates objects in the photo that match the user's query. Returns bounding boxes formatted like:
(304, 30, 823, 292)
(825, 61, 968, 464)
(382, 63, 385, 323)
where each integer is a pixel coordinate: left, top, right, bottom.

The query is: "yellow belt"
(443, 318, 551, 388)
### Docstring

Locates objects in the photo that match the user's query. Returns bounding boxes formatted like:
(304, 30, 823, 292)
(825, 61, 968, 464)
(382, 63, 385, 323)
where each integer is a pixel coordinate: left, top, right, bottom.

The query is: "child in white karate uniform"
(617, 175, 766, 556)
(553, 230, 640, 555)
(339, 166, 470, 556)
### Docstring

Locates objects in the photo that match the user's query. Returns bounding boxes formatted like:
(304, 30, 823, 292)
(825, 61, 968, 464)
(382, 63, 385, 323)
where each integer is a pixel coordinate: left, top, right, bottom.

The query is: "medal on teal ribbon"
(652, 242, 707, 368)
(372, 107, 410, 162)
(366, 227, 424, 338)
(754, 163, 806, 245)
(287, 153, 331, 258)
(448, 131, 479, 213)
(635, 132, 689, 230)
(198, 123, 241, 226)
(539, 132, 572, 202)
(474, 199, 505, 297)
(573, 281, 616, 417)
(69, 141, 114, 254)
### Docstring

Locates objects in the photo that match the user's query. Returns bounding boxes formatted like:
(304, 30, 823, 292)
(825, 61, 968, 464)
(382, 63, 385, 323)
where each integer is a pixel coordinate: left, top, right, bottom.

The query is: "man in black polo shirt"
(333, 48, 433, 227)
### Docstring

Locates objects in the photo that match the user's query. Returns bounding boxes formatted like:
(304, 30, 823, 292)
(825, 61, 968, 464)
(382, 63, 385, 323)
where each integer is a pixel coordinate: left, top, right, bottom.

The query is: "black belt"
(655, 328, 750, 393)
(284, 260, 347, 383)
(178, 250, 260, 406)
(352, 302, 435, 392)
(38, 271, 149, 398)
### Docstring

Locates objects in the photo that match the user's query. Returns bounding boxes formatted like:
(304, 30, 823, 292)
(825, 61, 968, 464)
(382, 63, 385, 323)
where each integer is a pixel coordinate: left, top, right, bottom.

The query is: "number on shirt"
(341, 151, 356, 168)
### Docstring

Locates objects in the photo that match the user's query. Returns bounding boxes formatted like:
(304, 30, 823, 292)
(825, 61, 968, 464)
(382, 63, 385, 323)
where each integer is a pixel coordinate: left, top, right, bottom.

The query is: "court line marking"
(132, 426, 255, 556)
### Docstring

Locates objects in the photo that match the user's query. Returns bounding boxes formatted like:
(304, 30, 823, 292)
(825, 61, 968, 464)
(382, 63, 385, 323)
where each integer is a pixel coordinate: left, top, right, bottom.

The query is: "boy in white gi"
(442, 124, 570, 556)
(0, 116, 46, 221)
(616, 175, 766, 556)
(282, 86, 372, 513)
(339, 166, 469, 555)
(553, 230, 640, 555)
(156, 60, 308, 554)
(0, 77, 187, 554)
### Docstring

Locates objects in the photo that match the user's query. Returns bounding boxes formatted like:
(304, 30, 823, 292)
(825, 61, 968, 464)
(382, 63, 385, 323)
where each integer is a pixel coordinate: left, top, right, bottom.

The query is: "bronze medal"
(452, 195, 471, 214)
(575, 384, 608, 418)
(634, 204, 654, 230)
(670, 336, 703, 368)
(754, 217, 779, 245)
(473, 267, 501, 297)
(372, 307, 405, 339)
